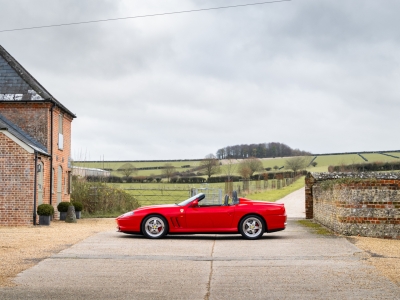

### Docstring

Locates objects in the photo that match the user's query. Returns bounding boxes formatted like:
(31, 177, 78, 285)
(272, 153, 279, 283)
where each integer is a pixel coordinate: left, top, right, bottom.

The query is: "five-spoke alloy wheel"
(239, 215, 265, 239)
(142, 215, 168, 239)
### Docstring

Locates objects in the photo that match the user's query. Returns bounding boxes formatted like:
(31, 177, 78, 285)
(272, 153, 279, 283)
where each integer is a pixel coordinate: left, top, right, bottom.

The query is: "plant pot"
(75, 211, 81, 219)
(59, 212, 67, 221)
(39, 215, 51, 226)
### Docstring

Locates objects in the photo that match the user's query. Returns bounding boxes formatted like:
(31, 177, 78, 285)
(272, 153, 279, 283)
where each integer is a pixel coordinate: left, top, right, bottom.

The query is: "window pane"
(58, 114, 63, 134)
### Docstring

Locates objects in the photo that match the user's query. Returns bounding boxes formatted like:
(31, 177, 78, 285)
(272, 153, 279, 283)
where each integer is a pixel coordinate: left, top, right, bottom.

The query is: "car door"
(185, 204, 235, 229)
(185, 205, 214, 229)
(207, 205, 235, 228)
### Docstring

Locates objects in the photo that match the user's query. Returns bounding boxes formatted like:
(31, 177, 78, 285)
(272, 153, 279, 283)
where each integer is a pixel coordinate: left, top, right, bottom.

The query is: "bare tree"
(200, 154, 220, 181)
(238, 157, 264, 179)
(222, 158, 238, 181)
(117, 163, 137, 180)
(285, 156, 309, 175)
(162, 163, 176, 183)
(238, 164, 252, 179)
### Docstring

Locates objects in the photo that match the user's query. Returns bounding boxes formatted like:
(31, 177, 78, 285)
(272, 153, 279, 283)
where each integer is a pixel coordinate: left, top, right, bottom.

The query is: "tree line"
(216, 142, 311, 159)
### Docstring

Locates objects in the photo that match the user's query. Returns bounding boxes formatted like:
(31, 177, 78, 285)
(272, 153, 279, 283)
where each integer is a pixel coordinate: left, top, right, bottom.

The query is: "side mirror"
(191, 199, 199, 207)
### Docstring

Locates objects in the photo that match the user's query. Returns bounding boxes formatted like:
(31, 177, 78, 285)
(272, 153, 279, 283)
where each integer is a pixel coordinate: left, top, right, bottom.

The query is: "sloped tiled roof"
(0, 45, 76, 118)
(0, 112, 49, 156)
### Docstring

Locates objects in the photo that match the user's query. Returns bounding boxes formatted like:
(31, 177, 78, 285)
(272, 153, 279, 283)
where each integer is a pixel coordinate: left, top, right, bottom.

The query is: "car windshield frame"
(177, 193, 205, 206)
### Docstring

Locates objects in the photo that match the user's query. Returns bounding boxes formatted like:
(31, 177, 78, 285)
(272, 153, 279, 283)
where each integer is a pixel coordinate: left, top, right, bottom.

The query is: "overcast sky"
(1, 0, 399, 160)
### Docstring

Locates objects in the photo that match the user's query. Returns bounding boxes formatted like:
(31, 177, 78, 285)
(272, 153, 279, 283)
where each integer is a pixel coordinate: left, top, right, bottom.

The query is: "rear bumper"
(266, 214, 287, 231)
(267, 227, 285, 233)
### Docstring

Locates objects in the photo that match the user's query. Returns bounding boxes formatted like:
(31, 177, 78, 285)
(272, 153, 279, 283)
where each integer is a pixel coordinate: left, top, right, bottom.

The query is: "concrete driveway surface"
(1, 189, 399, 299)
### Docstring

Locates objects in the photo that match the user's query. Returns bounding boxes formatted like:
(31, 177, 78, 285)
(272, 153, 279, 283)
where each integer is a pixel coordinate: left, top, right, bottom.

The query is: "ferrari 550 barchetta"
(116, 192, 286, 239)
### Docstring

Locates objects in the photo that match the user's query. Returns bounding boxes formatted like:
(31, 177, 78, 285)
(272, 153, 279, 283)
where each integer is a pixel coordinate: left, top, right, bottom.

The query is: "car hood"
(135, 204, 178, 211)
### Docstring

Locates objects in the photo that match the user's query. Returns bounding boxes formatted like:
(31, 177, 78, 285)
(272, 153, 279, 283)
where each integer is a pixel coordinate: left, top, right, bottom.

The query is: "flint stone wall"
(306, 172, 400, 239)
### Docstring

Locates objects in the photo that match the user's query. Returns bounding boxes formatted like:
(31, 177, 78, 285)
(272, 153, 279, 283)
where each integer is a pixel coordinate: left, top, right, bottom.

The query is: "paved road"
(276, 187, 305, 218)
(1, 189, 399, 299)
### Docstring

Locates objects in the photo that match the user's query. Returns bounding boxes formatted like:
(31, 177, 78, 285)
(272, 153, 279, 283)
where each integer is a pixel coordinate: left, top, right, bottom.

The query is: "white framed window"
(58, 114, 63, 150)
(67, 171, 72, 194)
(58, 114, 63, 134)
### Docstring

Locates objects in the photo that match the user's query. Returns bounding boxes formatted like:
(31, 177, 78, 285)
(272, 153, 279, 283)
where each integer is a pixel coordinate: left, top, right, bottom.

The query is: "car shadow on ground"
(116, 233, 286, 241)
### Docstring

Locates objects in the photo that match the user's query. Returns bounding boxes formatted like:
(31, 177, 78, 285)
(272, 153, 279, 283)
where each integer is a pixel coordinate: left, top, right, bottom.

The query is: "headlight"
(121, 211, 134, 218)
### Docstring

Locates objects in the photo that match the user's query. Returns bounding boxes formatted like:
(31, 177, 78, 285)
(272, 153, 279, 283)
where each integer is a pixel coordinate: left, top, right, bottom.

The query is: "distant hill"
(216, 142, 311, 159)
(73, 150, 400, 177)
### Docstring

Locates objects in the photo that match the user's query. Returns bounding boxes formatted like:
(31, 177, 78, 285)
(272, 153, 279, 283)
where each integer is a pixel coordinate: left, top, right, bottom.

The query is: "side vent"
(170, 217, 177, 228)
(170, 217, 181, 228)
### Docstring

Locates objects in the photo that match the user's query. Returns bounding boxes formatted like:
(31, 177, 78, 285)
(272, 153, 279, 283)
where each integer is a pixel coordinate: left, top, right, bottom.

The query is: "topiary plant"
(71, 201, 83, 212)
(57, 201, 72, 212)
(37, 204, 54, 216)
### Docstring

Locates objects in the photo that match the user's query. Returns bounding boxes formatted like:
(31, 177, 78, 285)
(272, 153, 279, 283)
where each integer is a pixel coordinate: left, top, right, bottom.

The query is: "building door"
(38, 162, 44, 205)
(57, 166, 63, 204)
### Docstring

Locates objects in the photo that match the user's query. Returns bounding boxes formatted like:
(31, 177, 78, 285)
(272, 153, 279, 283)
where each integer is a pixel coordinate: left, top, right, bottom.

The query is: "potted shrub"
(72, 201, 83, 219)
(37, 204, 54, 226)
(57, 201, 71, 220)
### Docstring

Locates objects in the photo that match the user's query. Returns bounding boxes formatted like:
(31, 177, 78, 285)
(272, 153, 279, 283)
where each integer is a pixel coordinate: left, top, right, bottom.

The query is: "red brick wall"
(0, 102, 50, 147)
(0, 132, 35, 226)
(305, 173, 316, 219)
(0, 103, 74, 223)
(52, 107, 73, 209)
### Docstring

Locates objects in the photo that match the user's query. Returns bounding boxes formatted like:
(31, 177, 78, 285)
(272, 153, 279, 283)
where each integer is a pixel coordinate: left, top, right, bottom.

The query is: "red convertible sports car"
(116, 192, 286, 239)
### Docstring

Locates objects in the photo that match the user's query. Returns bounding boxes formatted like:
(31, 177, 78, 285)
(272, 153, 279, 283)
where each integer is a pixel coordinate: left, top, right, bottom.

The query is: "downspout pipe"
(49, 103, 55, 205)
(33, 151, 38, 226)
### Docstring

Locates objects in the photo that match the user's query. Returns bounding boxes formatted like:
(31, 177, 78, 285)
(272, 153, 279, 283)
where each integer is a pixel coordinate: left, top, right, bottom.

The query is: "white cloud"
(1, 0, 400, 159)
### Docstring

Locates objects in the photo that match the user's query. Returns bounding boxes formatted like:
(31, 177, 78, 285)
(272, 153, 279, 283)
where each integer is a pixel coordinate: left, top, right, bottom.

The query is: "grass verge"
(244, 176, 305, 202)
(297, 220, 333, 235)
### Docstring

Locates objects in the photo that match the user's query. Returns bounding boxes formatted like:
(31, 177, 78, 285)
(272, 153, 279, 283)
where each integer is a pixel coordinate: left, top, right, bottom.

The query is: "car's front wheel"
(142, 215, 168, 239)
(239, 215, 265, 239)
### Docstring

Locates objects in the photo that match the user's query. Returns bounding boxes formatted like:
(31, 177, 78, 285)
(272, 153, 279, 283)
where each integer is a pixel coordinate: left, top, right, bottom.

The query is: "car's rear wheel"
(142, 215, 168, 239)
(239, 215, 265, 239)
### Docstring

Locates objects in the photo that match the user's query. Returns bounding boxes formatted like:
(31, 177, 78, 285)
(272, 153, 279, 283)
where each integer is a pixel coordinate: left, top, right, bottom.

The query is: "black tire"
(141, 215, 168, 239)
(239, 215, 265, 240)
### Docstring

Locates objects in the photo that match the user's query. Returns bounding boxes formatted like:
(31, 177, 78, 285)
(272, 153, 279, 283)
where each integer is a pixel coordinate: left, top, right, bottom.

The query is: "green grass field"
(107, 177, 304, 206)
(244, 176, 305, 202)
(74, 160, 203, 177)
(109, 182, 234, 206)
(74, 151, 400, 178)
(110, 182, 231, 191)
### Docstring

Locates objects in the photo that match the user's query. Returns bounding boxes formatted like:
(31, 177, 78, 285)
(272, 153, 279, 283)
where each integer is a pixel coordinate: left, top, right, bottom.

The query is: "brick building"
(0, 45, 76, 226)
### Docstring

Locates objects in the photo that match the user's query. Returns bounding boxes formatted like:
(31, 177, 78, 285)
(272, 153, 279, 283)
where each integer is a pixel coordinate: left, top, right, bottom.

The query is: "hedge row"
(71, 180, 139, 215)
(328, 162, 400, 172)
(84, 175, 163, 183)
(171, 177, 207, 183)
(126, 176, 162, 183)
(85, 175, 123, 183)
